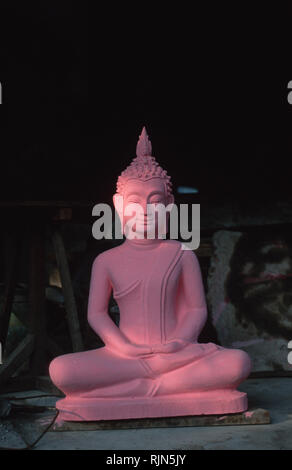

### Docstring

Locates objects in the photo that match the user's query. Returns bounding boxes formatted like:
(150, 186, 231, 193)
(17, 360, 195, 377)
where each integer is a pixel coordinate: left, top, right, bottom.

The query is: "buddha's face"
(113, 178, 174, 240)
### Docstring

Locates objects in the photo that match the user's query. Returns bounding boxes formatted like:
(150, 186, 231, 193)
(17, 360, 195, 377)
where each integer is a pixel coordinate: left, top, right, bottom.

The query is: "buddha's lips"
(242, 273, 292, 285)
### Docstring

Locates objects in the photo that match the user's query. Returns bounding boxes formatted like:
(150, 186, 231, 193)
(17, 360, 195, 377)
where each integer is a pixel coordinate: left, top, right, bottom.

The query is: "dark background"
(0, 3, 291, 206)
(0, 2, 291, 377)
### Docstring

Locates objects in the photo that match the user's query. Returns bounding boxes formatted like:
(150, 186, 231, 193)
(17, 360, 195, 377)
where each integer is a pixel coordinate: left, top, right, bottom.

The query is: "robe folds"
(110, 241, 220, 378)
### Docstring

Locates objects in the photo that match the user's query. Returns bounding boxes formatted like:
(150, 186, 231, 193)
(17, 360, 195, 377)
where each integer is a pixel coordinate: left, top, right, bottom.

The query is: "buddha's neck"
(124, 238, 163, 250)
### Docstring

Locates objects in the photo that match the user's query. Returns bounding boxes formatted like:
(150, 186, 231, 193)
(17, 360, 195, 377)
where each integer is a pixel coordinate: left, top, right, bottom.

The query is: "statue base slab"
(49, 408, 269, 431)
(55, 390, 248, 422)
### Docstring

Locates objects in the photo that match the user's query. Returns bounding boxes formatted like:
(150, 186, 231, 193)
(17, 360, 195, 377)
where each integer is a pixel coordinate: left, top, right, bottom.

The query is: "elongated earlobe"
(113, 193, 124, 218)
(168, 194, 175, 207)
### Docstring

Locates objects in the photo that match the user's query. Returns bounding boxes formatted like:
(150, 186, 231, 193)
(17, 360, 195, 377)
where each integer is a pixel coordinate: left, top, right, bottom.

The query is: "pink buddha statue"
(49, 127, 252, 421)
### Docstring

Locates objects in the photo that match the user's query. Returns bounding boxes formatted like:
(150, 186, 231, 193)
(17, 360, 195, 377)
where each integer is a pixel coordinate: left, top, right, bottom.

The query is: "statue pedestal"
(49, 407, 270, 432)
(55, 390, 247, 422)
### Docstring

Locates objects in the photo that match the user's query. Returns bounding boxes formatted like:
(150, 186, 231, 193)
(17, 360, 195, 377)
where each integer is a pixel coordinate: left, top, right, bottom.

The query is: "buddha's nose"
(139, 201, 148, 217)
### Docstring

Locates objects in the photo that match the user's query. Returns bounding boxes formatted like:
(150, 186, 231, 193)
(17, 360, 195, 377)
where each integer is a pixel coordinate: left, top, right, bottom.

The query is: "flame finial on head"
(136, 126, 152, 159)
(116, 126, 173, 197)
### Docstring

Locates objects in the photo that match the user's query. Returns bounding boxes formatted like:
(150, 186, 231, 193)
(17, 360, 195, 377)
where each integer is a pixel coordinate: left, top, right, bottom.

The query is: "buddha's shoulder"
(160, 241, 199, 266)
(161, 239, 194, 251)
(161, 239, 183, 250)
(180, 246, 200, 265)
(163, 239, 180, 246)
(92, 244, 124, 268)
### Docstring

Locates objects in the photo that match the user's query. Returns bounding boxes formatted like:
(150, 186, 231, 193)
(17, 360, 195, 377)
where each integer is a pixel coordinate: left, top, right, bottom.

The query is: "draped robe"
(50, 239, 250, 419)
(111, 240, 220, 379)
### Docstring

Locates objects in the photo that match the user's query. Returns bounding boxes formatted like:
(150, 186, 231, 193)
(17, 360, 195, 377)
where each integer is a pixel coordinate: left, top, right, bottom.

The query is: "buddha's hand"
(151, 339, 190, 354)
(121, 342, 152, 358)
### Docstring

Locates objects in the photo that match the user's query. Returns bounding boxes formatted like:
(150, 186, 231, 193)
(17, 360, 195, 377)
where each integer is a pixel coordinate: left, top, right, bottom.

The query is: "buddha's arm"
(171, 250, 208, 343)
(87, 255, 151, 357)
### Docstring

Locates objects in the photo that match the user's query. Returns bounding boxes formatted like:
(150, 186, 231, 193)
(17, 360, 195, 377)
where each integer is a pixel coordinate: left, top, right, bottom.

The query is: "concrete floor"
(0, 377, 292, 450)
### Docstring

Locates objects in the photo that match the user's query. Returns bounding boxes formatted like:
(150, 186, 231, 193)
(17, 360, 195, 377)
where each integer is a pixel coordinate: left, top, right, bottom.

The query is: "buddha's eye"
(127, 199, 139, 204)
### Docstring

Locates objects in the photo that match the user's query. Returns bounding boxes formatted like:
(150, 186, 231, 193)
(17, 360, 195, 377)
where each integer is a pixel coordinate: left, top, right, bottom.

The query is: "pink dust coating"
(49, 127, 252, 421)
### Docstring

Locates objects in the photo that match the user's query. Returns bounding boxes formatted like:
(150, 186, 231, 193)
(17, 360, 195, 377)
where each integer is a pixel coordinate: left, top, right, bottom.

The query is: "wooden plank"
(0, 376, 35, 393)
(49, 408, 270, 431)
(250, 370, 292, 378)
(46, 338, 65, 358)
(12, 309, 64, 359)
(0, 334, 35, 383)
(0, 230, 20, 352)
(28, 219, 47, 375)
(35, 376, 64, 396)
(52, 229, 83, 352)
(0, 375, 63, 395)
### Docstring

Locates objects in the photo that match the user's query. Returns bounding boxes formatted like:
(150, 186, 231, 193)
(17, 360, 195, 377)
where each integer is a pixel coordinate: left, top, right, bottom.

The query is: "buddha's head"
(113, 127, 174, 239)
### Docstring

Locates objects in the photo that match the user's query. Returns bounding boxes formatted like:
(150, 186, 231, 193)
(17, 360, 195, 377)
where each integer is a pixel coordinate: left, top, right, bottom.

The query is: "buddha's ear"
(167, 194, 175, 210)
(113, 193, 124, 219)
